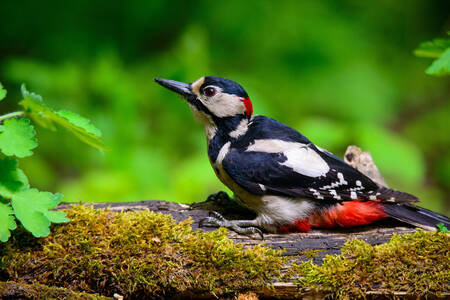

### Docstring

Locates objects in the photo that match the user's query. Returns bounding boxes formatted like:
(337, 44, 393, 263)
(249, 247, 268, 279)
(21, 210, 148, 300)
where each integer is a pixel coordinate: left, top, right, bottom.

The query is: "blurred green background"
(0, 0, 449, 215)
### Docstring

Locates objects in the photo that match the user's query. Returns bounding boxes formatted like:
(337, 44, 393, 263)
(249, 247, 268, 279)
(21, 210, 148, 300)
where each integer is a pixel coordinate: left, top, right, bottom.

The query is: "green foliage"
(0, 118, 37, 157)
(426, 48, 450, 76)
(0, 202, 16, 242)
(0, 205, 285, 298)
(11, 189, 67, 238)
(415, 34, 450, 76)
(437, 223, 449, 233)
(0, 84, 104, 241)
(0, 83, 5, 101)
(20, 85, 107, 150)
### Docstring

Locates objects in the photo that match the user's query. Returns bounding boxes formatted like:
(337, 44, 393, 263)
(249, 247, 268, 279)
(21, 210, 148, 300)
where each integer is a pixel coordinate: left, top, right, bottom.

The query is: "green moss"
(1, 205, 448, 299)
(0, 205, 285, 299)
(0, 281, 110, 299)
(292, 230, 450, 299)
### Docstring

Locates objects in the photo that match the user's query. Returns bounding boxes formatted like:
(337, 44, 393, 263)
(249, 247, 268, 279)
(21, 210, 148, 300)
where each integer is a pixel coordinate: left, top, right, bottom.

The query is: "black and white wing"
(222, 139, 417, 203)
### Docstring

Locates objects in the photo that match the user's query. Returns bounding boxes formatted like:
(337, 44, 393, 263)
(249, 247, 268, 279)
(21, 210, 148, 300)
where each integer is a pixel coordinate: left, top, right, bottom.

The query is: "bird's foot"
(199, 211, 264, 239)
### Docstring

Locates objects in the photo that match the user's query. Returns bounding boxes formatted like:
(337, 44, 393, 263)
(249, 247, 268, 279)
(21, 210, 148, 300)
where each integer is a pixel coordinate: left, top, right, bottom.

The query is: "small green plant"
(0, 82, 106, 242)
(414, 32, 450, 76)
(437, 223, 449, 233)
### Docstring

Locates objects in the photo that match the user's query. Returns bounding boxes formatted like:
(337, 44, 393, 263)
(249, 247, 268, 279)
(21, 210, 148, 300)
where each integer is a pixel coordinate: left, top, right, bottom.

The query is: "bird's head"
(154, 76, 253, 127)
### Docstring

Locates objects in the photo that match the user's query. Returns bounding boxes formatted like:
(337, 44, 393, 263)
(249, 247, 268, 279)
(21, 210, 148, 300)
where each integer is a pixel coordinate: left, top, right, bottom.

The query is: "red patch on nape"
(311, 201, 387, 229)
(279, 219, 311, 233)
(242, 97, 253, 118)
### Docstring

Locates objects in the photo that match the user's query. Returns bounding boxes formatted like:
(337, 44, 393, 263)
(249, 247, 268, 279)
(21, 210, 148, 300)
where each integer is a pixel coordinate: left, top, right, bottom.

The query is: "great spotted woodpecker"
(155, 76, 450, 236)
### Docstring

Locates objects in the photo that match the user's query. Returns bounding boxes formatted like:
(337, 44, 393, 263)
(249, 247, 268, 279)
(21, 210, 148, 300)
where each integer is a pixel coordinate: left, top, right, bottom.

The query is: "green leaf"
(0, 201, 17, 242)
(0, 82, 6, 101)
(437, 223, 449, 233)
(0, 157, 29, 199)
(19, 84, 108, 150)
(414, 38, 450, 58)
(56, 110, 101, 137)
(0, 118, 38, 158)
(11, 188, 69, 238)
(425, 48, 450, 76)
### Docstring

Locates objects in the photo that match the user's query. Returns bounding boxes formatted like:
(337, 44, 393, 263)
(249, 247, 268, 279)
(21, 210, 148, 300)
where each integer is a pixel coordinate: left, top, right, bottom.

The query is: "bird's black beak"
(154, 78, 194, 99)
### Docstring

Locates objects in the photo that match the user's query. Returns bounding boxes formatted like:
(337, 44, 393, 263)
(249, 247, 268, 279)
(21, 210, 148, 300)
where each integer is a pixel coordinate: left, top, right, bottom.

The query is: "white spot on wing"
(356, 180, 362, 187)
(320, 172, 348, 189)
(309, 188, 324, 199)
(329, 189, 342, 200)
(259, 184, 266, 191)
(350, 191, 358, 199)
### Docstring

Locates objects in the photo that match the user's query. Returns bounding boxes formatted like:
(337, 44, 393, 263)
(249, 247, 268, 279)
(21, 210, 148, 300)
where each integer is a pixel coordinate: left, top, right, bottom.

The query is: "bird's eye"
(203, 87, 216, 97)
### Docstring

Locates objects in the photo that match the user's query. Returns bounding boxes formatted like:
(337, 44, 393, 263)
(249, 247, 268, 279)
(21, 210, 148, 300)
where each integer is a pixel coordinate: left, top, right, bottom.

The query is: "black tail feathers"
(383, 203, 450, 231)
(377, 186, 419, 202)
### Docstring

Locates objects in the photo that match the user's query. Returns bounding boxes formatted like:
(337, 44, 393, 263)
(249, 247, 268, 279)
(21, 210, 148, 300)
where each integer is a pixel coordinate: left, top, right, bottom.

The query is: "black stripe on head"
(190, 98, 213, 116)
(201, 76, 248, 98)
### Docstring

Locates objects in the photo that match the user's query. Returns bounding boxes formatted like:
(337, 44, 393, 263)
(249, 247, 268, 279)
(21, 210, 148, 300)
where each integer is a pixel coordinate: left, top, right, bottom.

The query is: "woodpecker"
(154, 76, 450, 236)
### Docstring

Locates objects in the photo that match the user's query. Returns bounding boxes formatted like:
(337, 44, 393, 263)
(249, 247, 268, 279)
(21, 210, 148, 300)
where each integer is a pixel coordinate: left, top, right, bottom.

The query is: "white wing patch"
(246, 139, 308, 153)
(280, 146, 330, 177)
(246, 139, 329, 178)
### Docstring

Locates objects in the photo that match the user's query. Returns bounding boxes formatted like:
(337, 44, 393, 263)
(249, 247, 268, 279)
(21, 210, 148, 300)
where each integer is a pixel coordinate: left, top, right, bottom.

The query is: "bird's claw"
(199, 211, 264, 240)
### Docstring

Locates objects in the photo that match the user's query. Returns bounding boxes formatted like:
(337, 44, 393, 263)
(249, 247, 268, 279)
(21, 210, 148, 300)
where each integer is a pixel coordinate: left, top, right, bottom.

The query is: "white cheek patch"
(203, 93, 246, 118)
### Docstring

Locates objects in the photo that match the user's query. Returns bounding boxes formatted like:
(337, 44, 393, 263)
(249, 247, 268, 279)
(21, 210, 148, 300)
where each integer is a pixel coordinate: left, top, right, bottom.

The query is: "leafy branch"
(414, 32, 450, 76)
(0, 82, 106, 242)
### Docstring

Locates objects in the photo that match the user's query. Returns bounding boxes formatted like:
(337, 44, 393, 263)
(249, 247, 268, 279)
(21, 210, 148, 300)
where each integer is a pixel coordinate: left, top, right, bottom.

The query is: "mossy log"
(77, 200, 421, 299)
